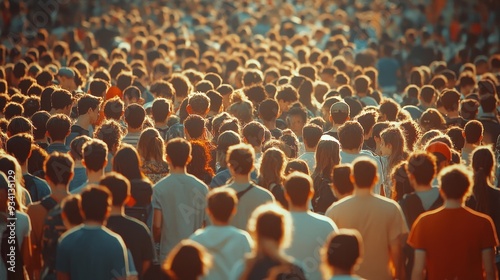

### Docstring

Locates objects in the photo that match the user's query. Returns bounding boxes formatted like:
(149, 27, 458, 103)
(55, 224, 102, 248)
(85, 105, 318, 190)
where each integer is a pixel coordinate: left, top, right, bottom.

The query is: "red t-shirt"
(408, 207, 499, 280)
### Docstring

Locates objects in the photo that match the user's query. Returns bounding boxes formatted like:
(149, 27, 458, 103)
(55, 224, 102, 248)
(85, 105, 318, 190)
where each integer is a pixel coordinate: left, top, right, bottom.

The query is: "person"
(137, 128, 169, 184)
(353, 75, 378, 106)
(322, 229, 365, 280)
(153, 138, 209, 263)
(259, 99, 282, 139)
(71, 139, 108, 194)
(189, 188, 253, 280)
(311, 138, 340, 213)
(461, 120, 483, 165)
(299, 123, 322, 172)
(326, 157, 407, 280)
(68, 135, 91, 191)
(478, 94, 500, 145)
(242, 121, 266, 171)
(259, 148, 287, 208)
(222, 143, 274, 230)
(45, 113, 71, 154)
(27, 152, 73, 280)
(6, 133, 51, 202)
(324, 101, 350, 139)
(284, 172, 338, 280)
(123, 104, 146, 147)
(152, 98, 171, 141)
(55, 186, 130, 280)
(49, 89, 73, 117)
(161, 240, 212, 280)
(230, 204, 306, 280)
(60, 195, 83, 230)
(379, 126, 408, 197)
(331, 165, 355, 200)
(94, 119, 123, 172)
(187, 140, 215, 185)
(65, 94, 101, 146)
(31, 110, 50, 149)
(100, 173, 155, 279)
(408, 165, 498, 280)
(184, 114, 208, 141)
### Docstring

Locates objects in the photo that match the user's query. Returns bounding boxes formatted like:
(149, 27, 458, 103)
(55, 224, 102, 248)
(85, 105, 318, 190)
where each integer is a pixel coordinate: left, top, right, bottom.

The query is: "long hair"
(187, 140, 215, 181)
(259, 148, 286, 190)
(0, 153, 26, 211)
(113, 144, 148, 181)
(137, 128, 166, 162)
(391, 161, 412, 202)
(313, 139, 340, 180)
(164, 240, 212, 280)
(381, 127, 408, 174)
(471, 146, 495, 214)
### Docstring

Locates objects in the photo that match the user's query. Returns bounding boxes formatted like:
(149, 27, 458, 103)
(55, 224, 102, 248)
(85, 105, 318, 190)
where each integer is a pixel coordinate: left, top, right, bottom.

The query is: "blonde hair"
(259, 148, 286, 190)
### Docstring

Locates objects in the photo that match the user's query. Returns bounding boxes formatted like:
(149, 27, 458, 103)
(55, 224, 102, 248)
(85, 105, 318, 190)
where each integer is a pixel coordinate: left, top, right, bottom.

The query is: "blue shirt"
(46, 143, 70, 154)
(210, 169, 259, 189)
(22, 173, 51, 202)
(68, 168, 87, 192)
(56, 225, 129, 280)
(376, 57, 400, 87)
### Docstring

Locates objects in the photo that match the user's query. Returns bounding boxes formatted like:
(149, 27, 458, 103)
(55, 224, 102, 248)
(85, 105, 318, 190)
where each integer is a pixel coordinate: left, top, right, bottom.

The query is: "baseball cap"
(57, 67, 75, 79)
(426, 141, 451, 163)
(330, 101, 350, 115)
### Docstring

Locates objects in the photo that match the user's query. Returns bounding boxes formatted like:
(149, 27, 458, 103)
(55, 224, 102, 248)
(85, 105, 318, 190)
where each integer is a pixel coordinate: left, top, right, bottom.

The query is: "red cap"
(426, 142, 451, 162)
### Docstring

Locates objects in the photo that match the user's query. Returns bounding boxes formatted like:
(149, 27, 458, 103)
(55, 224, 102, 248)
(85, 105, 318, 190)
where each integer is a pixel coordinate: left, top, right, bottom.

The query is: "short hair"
(324, 229, 363, 271)
(103, 96, 124, 120)
(184, 114, 205, 139)
(51, 89, 73, 110)
(464, 120, 483, 144)
(439, 165, 472, 199)
(169, 73, 192, 97)
(302, 123, 323, 148)
(207, 188, 238, 223)
(188, 92, 210, 115)
(22, 96, 41, 118)
(440, 89, 461, 112)
(166, 138, 192, 168)
(242, 121, 265, 147)
(124, 104, 146, 129)
(480, 94, 497, 113)
(77, 94, 101, 116)
(258, 99, 279, 122)
(287, 103, 308, 123)
(4, 102, 24, 120)
(354, 75, 370, 94)
(46, 114, 71, 141)
(6, 133, 33, 164)
(89, 78, 109, 98)
(355, 111, 378, 136)
(244, 85, 267, 104)
(82, 139, 108, 172)
(150, 80, 175, 99)
(31, 111, 50, 140)
(44, 152, 74, 185)
(332, 165, 354, 195)
(70, 135, 91, 161)
(117, 73, 134, 92)
(460, 99, 479, 120)
(152, 98, 171, 123)
(248, 204, 291, 246)
(275, 85, 299, 103)
(379, 99, 400, 121)
(338, 121, 364, 150)
(352, 157, 377, 188)
(61, 195, 83, 225)
(217, 84, 234, 96)
(284, 171, 313, 206)
(242, 69, 264, 87)
(123, 85, 141, 100)
(419, 85, 436, 104)
(100, 172, 131, 206)
(206, 90, 222, 113)
(226, 143, 255, 175)
(7, 116, 33, 136)
(80, 186, 112, 222)
(406, 152, 437, 185)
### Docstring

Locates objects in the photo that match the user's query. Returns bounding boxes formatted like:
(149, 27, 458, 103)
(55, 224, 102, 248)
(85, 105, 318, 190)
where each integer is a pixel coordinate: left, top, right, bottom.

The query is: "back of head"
(324, 229, 363, 271)
(226, 143, 255, 175)
(184, 114, 205, 139)
(103, 96, 124, 121)
(77, 94, 101, 116)
(406, 152, 437, 186)
(137, 128, 165, 162)
(46, 113, 71, 141)
(188, 92, 210, 115)
(354, 75, 370, 94)
(284, 171, 313, 207)
(464, 120, 483, 144)
(207, 188, 238, 223)
(352, 157, 377, 188)
(44, 152, 75, 186)
(332, 165, 354, 196)
(166, 138, 192, 168)
(51, 89, 73, 110)
(113, 144, 143, 181)
(7, 116, 33, 136)
(70, 135, 91, 161)
(80, 186, 111, 223)
(165, 240, 211, 280)
(258, 98, 279, 122)
(440, 89, 460, 112)
(100, 172, 131, 207)
(82, 138, 108, 172)
(61, 195, 83, 226)
(379, 99, 400, 121)
(124, 103, 146, 129)
(242, 121, 265, 147)
(6, 133, 33, 165)
(439, 165, 472, 200)
(302, 123, 323, 148)
(338, 121, 364, 150)
(248, 204, 290, 246)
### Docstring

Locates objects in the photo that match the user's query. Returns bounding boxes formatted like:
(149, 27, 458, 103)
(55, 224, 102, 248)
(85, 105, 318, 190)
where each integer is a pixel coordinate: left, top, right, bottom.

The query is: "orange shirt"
(408, 207, 498, 280)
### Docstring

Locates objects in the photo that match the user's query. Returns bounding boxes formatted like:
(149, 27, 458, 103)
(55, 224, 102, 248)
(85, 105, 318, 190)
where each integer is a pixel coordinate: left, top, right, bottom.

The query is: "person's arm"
(411, 249, 426, 280)
(482, 248, 497, 280)
(57, 272, 70, 280)
(152, 209, 162, 242)
(389, 233, 405, 280)
(142, 260, 151, 278)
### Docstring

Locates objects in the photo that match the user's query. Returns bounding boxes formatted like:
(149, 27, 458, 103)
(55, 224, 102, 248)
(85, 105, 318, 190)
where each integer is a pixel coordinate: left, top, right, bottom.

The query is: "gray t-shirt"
(416, 187, 440, 211)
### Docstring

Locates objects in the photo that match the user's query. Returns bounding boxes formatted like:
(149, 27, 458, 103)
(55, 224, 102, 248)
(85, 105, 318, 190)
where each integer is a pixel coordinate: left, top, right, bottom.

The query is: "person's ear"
(329, 115, 333, 123)
(349, 174, 355, 185)
(102, 158, 108, 169)
(81, 159, 86, 168)
(186, 104, 193, 115)
(138, 97, 145, 105)
(372, 174, 379, 186)
(462, 131, 466, 138)
(479, 135, 483, 144)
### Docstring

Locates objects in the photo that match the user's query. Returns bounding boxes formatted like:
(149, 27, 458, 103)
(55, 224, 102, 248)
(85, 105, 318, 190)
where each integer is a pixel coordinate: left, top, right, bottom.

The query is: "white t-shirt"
(286, 211, 338, 280)
(190, 225, 253, 280)
(0, 211, 31, 278)
(339, 151, 384, 195)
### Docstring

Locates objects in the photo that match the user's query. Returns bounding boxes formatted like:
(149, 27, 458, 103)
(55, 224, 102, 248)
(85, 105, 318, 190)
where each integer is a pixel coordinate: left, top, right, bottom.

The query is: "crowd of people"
(1, 0, 500, 279)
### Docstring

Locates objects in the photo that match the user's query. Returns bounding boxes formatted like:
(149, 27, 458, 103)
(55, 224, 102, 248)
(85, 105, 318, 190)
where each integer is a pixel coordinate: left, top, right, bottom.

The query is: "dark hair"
(103, 96, 124, 121)
(480, 94, 497, 113)
(302, 123, 323, 148)
(51, 89, 73, 110)
(338, 121, 364, 150)
(80, 186, 111, 222)
(166, 138, 192, 168)
(46, 114, 71, 141)
(27, 144, 48, 175)
(440, 89, 461, 112)
(70, 135, 91, 161)
(287, 103, 308, 124)
(150, 80, 175, 99)
(379, 99, 400, 121)
(259, 99, 279, 122)
(184, 114, 205, 139)
(77, 94, 101, 116)
(40, 86, 55, 111)
(82, 139, 108, 172)
(89, 79, 109, 98)
(464, 120, 483, 144)
(324, 229, 362, 271)
(94, 119, 123, 154)
(113, 145, 146, 181)
(165, 240, 209, 280)
(4, 102, 24, 120)
(7, 116, 33, 136)
(244, 85, 267, 105)
(44, 152, 74, 185)
(275, 85, 299, 103)
(207, 188, 237, 223)
(446, 127, 465, 151)
(406, 152, 437, 186)
(124, 104, 146, 129)
(206, 90, 222, 113)
(61, 195, 83, 225)
(169, 74, 192, 98)
(242, 121, 265, 147)
(100, 172, 131, 206)
(188, 92, 210, 115)
(22, 96, 40, 118)
(6, 133, 33, 164)
(36, 70, 54, 87)
(471, 147, 495, 214)
(117, 73, 134, 92)
(419, 108, 446, 131)
(152, 98, 171, 123)
(460, 99, 479, 120)
(419, 85, 436, 104)
(204, 73, 222, 89)
(226, 143, 255, 175)
(284, 171, 312, 206)
(352, 157, 377, 188)
(313, 139, 341, 179)
(332, 165, 354, 196)
(439, 165, 472, 199)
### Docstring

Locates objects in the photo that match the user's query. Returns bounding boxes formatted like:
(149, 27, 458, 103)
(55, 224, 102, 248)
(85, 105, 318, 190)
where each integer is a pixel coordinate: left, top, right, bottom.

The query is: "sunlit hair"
(163, 239, 212, 280)
(187, 140, 214, 182)
(313, 138, 340, 180)
(321, 229, 363, 277)
(0, 153, 27, 211)
(259, 148, 286, 190)
(137, 127, 165, 162)
(247, 203, 292, 249)
(113, 144, 148, 182)
(380, 126, 408, 174)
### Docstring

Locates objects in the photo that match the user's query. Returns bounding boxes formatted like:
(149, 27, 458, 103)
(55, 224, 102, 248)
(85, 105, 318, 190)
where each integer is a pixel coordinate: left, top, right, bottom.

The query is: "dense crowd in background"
(1, 0, 500, 279)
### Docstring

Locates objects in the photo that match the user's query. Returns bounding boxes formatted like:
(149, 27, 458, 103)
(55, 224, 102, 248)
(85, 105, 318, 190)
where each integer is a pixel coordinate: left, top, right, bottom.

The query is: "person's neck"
(211, 219, 229, 227)
(329, 124, 340, 132)
(332, 267, 354, 276)
(288, 203, 309, 212)
(35, 137, 48, 143)
(357, 92, 367, 98)
(84, 220, 104, 227)
(155, 121, 168, 128)
(253, 146, 262, 154)
(75, 115, 91, 130)
(263, 120, 277, 130)
(170, 166, 187, 174)
(21, 163, 28, 174)
(305, 146, 315, 153)
(463, 142, 478, 151)
(50, 186, 69, 202)
(444, 198, 463, 209)
(127, 127, 142, 133)
(413, 184, 432, 192)
(354, 187, 373, 195)
(337, 193, 352, 200)
(342, 148, 361, 154)
(87, 170, 104, 183)
(109, 206, 125, 216)
(51, 139, 65, 145)
(446, 111, 459, 118)
(233, 174, 251, 184)
(74, 160, 84, 168)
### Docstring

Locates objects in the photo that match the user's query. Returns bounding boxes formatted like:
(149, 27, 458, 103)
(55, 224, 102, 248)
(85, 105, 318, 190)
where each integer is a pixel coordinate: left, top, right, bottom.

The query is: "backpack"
(40, 197, 65, 280)
(312, 176, 337, 214)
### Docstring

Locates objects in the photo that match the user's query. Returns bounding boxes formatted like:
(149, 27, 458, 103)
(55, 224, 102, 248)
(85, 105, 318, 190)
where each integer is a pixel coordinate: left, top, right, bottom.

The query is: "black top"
(107, 215, 155, 278)
(246, 255, 306, 280)
(129, 178, 153, 207)
(479, 116, 500, 144)
(466, 186, 500, 242)
(323, 130, 338, 139)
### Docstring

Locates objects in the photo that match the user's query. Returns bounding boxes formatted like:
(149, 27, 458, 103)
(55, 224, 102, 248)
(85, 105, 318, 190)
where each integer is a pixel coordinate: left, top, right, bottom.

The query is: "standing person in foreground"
(326, 157, 408, 280)
(152, 138, 209, 263)
(322, 229, 365, 280)
(284, 171, 338, 280)
(56, 186, 129, 280)
(408, 165, 498, 280)
(189, 188, 253, 280)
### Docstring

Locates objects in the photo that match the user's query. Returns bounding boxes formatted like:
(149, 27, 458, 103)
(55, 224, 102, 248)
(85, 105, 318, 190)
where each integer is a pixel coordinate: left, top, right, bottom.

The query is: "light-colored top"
(326, 192, 408, 280)
(122, 131, 141, 147)
(0, 211, 31, 278)
(286, 211, 338, 280)
(152, 173, 209, 262)
(339, 151, 384, 195)
(298, 152, 316, 173)
(190, 225, 253, 280)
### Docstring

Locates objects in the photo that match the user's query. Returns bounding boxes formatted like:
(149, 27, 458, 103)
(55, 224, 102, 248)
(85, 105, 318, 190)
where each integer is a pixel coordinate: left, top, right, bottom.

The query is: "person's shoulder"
(30, 174, 49, 185)
(251, 184, 274, 199)
(464, 207, 496, 224)
(122, 215, 151, 233)
(59, 224, 84, 244)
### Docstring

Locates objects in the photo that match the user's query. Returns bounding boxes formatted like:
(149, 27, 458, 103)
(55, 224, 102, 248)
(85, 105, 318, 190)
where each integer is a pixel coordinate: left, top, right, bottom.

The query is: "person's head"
(419, 108, 446, 132)
(151, 98, 171, 124)
(164, 240, 212, 280)
(61, 195, 83, 229)
(259, 147, 286, 189)
(69, 135, 91, 162)
(314, 138, 341, 178)
(353, 75, 370, 95)
(460, 99, 479, 120)
(166, 138, 192, 168)
(284, 171, 313, 207)
(56, 67, 77, 91)
(426, 141, 451, 171)
(187, 140, 214, 180)
(7, 116, 33, 136)
(406, 152, 437, 187)
(103, 96, 124, 121)
(82, 138, 108, 172)
(242, 121, 266, 148)
(184, 114, 206, 140)
(4, 102, 24, 120)
(226, 143, 255, 176)
(187, 92, 210, 116)
(113, 144, 145, 181)
(30, 111, 50, 140)
(463, 120, 483, 145)
(440, 89, 461, 113)
(338, 121, 364, 151)
(248, 203, 291, 247)
(302, 123, 323, 149)
(46, 113, 71, 141)
(6, 133, 33, 165)
(379, 99, 400, 121)
(80, 186, 112, 223)
(77, 94, 101, 124)
(355, 111, 378, 138)
(286, 104, 308, 136)
(285, 159, 310, 175)
(418, 85, 438, 106)
(206, 188, 238, 223)
(471, 146, 495, 185)
(89, 78, 109, 98)
(258, 98, 280, 122)
(51, 89, 73, 115)
(331, 164, 354, 198)
(99, 172, 131, 207)
(43, 151, 75, 187)
(137, 128, 165, 162)
(216, 130, 241, 168)
(439, 165, 473, 201)
(351, 157, 378, 189)
(275, 85, 299, 113)
(122, 85, 142, 106)
(329, 101, 350, 125)
(94, 119, 123, 154)
(323, 229, 363, 274)
(379, 126, 407, 168)
(22, 96, 41, 118)
(0, 154, 26, 210)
